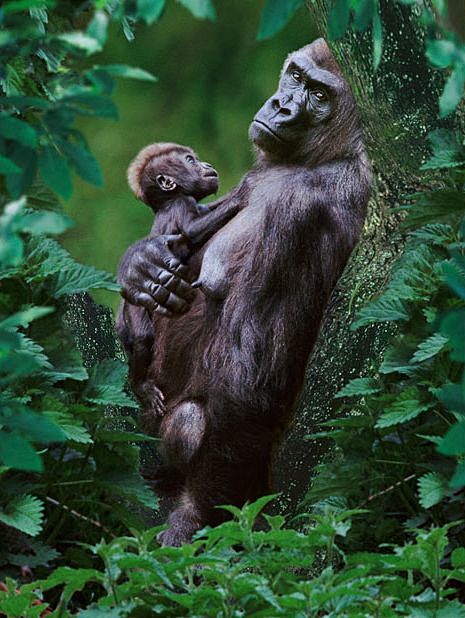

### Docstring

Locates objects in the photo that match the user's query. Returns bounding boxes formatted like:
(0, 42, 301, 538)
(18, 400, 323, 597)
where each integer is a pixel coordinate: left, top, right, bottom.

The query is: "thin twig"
(45, 496, 116, 539)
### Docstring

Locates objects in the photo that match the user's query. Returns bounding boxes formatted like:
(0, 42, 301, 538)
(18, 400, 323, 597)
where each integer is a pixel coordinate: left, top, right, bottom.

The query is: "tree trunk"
(273, 1, 446, 517)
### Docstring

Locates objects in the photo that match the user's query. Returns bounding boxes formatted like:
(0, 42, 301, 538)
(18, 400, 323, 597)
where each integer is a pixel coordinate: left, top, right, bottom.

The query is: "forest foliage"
(0, 0, 465, 616)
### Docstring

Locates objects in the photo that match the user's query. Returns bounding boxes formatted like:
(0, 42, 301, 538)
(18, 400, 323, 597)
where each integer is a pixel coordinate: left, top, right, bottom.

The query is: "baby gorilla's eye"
(291, 70, 302, 83)
(186, 155, 196, 164)
(313, 89, 328, 102)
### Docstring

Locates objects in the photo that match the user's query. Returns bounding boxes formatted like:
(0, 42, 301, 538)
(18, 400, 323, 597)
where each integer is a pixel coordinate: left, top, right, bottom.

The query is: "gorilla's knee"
(160, 400, 205, 465)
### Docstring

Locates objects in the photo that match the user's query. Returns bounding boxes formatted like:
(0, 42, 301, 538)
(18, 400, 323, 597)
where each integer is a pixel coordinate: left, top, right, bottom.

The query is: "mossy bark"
(273, 2, 445, 516)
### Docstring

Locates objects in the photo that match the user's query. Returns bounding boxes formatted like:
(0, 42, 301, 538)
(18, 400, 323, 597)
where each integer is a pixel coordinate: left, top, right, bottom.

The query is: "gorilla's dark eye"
(291, 70, 303, 83)
(313, 89, 328, 102)
(186, 155, 196, 164)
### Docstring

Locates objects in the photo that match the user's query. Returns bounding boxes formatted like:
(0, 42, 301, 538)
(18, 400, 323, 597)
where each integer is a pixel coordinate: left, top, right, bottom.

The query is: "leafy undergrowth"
(1, 496, 465, 617)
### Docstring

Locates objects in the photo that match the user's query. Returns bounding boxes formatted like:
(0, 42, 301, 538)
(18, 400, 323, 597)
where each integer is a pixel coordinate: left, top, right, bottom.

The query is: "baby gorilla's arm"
(181, 195, 243, 246)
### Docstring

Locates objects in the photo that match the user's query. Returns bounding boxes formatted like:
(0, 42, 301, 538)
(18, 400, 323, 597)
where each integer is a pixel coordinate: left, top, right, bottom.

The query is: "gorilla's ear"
(156, 174, 177, 192)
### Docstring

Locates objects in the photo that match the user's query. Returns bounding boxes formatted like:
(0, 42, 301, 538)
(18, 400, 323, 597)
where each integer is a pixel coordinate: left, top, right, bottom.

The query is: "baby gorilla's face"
(180, 151, 219, 200)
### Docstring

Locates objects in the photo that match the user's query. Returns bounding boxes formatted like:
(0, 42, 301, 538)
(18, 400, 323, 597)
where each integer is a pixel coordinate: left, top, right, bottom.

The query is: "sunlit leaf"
(418, 472, 447, 509)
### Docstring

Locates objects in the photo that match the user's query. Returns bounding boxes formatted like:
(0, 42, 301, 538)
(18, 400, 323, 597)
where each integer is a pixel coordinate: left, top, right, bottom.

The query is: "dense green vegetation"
(0, 0, 465, 616)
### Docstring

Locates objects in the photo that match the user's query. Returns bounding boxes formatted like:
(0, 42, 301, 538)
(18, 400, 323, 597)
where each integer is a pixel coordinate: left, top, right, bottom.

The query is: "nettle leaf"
(257, 0, 305, 40)
(410, 223, 455, 246)
(438, 421, 465, 456)
(136, 0, 166, 24)
(85, 359, 138, 408)
(352, 295, 409, 329)
(418, 472, 448, 509)
(440, 308, 465, 362)
(0, 495, 44, 536)
(422, 129, 465, 170)
(0, 407, 66, 443)
(443, 254, 465, 299)
(0, 431, 42, 471)
(39, 145, 73, 200)
(439, 67, 465, 118)
(53, 265, 119, 297)
(376, 393, 431, 428)
(99, 473, 158, 509)
(0, 115, 37, 148)
(335, 377, 380, 398)
(452, 547, 465, 568)
(435, 383, 465, 414)
(96, 64, 158, 82)
(410, 333, 449, 364)
(44, 411, 92, 444)
(451, 461, 465, 489)
(401, 190, 465, 228)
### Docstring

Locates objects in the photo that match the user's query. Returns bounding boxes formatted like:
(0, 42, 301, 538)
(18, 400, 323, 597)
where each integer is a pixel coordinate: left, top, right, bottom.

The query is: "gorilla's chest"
(197, 195, 265, 299)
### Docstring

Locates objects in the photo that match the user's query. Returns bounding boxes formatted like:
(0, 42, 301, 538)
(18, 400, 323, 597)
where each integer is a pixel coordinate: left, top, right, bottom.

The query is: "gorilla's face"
(249, 43, 345, 160)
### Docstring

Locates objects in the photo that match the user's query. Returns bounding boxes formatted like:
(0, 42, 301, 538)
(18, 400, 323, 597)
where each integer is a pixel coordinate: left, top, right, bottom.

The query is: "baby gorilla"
(118, 143, 238, 421)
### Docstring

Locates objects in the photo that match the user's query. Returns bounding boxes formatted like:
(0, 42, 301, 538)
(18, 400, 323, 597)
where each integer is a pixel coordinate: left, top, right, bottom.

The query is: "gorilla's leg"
(158, 414, 275, 547)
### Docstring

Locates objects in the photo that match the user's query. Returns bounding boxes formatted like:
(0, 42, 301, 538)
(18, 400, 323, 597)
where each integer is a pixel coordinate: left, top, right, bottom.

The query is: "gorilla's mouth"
(252, 119, 288, 144)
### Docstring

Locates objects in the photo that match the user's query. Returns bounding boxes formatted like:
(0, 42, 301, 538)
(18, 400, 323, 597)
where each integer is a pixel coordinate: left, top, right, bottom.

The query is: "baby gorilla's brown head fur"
(128, 142, 219, 211)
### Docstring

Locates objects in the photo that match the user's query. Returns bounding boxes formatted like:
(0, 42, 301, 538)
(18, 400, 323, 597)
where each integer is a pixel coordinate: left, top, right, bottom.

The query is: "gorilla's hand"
(118, 235, 195, 317)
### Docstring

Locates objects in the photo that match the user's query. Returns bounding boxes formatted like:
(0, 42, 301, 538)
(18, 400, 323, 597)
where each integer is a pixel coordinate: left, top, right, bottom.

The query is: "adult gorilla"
(117, 38, 371, 546)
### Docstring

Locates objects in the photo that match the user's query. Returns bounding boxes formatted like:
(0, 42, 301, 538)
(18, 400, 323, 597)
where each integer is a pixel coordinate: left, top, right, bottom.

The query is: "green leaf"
(0, 495, 44, 536)
(85, 359, 138, 408)
(352, 0, 374, 31)
(410, 333, 448, 363)
(0, 155, 21, 175)
(257, 0, 304, 40)
(328, 0, 350, 40)
(372, 8, 382, 71)
(0, 431, 42, 471)
(421, 129, 465, 170)
(178, 0, 216, 21)
(352, 296, 409, 329)
(61, 142, 103, 187)
(5, 144, 38, 197)
(452, 547, 465, 568)
(96, 64, 158, 82)
(426, 39, 457, 68)
(418, 472, 447, 509)
(39, 145, 73, 200)
(439, 67, 465, 118)
(44, 411, 92, 444)
(451, 461, 465, 489)
(335, 377, 380, 398)
(440, 309, 465, 362)
(20, 210, 74, 235)
(438, 422, 465, 456)
(86, 10, 109, 46)
(376, 399, 431, 428)
(136, 0, 166, 24)
(435, 383, 465, 414)
(0, 115, 37, 148)
(401, 190, 465, 228)
(1, 408, 66, 443)
(57, 32, 102, 55)
(53, 263, 119, 297)
(443, 254, 465, 299)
